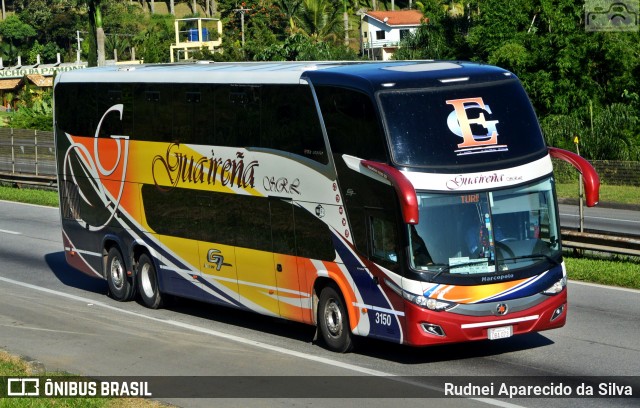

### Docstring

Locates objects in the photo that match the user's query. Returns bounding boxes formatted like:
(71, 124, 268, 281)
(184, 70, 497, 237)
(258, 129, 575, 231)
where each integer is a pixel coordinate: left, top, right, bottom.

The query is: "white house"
(361, 10, 426, 61)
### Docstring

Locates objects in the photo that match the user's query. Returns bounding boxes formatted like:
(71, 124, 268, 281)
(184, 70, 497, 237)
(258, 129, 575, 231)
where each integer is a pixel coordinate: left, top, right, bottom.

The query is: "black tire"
(106, 247, 135, 301)
(318, 284, 354, 353)
(137, 253, 163, 309)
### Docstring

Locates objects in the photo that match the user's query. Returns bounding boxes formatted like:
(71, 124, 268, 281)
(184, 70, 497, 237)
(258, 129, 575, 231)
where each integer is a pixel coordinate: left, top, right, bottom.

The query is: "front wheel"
(318, 285, 353, 353)
(137, 253, 163, 309)
(106, 247, 134, 301)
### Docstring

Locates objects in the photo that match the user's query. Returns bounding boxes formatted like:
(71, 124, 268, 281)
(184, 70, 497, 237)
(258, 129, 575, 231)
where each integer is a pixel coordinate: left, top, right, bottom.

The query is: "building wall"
(361, 17, 419, 61)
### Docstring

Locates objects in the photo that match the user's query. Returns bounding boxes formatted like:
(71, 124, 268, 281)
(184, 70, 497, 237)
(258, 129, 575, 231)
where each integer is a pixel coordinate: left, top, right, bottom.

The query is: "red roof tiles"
(365, 10, 426, 26)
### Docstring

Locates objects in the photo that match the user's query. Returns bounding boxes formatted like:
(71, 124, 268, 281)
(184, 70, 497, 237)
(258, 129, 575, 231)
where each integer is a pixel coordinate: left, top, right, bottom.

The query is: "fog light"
(421, 323, 445, 337)
(550, 304, 565, 321)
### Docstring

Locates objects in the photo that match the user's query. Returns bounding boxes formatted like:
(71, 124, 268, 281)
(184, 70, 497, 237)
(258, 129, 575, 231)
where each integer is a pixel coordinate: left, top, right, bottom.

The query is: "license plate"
(488, 325, 513, 340)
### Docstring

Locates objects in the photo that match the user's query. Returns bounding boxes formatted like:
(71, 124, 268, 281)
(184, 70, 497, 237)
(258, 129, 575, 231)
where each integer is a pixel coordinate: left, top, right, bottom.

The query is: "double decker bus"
(54, 61, 599, 352)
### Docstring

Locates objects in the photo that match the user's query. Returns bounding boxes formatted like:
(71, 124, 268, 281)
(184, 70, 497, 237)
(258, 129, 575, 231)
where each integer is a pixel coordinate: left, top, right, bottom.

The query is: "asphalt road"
(559, 204, 640, 236)
(0, 200, 638, 408)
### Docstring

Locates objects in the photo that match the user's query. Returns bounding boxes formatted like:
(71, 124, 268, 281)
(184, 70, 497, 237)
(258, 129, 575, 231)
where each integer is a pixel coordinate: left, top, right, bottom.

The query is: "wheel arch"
(312, 275, 359, 334)
(102, 235, 130, 279)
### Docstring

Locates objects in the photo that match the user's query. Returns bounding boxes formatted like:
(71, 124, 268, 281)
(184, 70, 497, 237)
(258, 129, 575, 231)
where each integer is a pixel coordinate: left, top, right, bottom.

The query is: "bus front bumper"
(402, 290, 567, 346)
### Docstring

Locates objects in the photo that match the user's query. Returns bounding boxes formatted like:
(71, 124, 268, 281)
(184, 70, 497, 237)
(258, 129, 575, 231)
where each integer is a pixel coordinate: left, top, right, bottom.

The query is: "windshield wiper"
(499, 253, 560, 266)
(429, 259, 490, 282)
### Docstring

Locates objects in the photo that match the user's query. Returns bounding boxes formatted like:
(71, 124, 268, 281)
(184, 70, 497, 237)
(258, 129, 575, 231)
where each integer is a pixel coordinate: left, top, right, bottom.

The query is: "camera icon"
(586, 0, 639, 31)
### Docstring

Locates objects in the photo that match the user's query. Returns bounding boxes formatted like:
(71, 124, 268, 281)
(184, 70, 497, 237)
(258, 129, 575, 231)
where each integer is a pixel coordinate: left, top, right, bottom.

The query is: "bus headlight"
(403, 291, 454, 311)
(542, 276, 567, 295)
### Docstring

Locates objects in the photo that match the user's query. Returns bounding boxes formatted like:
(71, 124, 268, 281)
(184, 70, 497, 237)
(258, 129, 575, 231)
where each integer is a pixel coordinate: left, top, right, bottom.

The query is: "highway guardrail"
(561, 229, 640, 257)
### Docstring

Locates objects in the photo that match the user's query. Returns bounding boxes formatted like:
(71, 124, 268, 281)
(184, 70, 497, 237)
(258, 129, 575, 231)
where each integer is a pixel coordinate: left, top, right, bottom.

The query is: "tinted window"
(270, 198, 296, 256)
(212, 85, 261, 148)
(198, 192, 237, 245)
(294, 205, 335, 261)
(173, 85, 215, 145)
(315, 86, 387, 162)
(234, 195, 273, 252)
(55, 83, 96, 137)
(262, 86, 328, 164)
(142, 185, 243, 247)
(141, 185, 203, 240)
(134, 84, 173, 142)
(142, 185, 335, 260)
(370, 216, 399, 268)
(378, 79, 546, 169)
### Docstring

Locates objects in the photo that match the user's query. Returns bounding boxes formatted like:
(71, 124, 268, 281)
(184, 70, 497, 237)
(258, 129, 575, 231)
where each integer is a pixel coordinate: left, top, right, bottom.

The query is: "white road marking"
(0, 229, 21, 235)
(569, 279, 640, 294)
(0, 323, 90, 335)
(0, 275, 525, 408)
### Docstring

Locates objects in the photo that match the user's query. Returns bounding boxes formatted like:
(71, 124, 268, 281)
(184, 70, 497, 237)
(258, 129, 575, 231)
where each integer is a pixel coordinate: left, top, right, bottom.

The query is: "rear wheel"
(318, 284, 353, 353)
(106, 247, 134, 301)
(137, 253, 163, 309)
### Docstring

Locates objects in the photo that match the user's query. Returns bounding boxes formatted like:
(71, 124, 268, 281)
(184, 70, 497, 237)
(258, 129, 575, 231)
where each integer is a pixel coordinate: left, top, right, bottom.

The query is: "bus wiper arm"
(500, 253, 560, 265)
(430, 259, 489, 282)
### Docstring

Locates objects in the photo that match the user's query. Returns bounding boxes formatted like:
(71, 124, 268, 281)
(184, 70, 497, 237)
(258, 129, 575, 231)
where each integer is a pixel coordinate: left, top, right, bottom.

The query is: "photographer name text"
(445, 382, 633, 398)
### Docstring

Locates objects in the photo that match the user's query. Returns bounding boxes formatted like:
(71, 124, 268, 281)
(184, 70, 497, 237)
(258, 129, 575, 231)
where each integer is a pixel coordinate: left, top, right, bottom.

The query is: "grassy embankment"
(555, 182, 640, 207)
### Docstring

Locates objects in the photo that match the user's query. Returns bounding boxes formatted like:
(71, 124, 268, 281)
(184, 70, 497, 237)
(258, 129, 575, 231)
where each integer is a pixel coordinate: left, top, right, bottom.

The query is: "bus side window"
(315, 86, 387, 162)
(293, 205, 335, 262)
(134, 85, 172, 142)
(213, 85, 260, 148)
(173, 88, 211, 145)
(369, 216, 399, 268)
(261, 85, 328, 164)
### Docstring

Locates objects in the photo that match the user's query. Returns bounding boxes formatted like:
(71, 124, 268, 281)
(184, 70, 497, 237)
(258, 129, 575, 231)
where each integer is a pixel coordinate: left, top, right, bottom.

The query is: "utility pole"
(233, 4, 250, 47)
(575, 136, 584, 233)
(76, 30, 84, 63)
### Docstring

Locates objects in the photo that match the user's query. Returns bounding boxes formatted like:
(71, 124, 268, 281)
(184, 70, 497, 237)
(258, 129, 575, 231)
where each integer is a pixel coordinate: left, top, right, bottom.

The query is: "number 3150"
(375, 312, 392, 326)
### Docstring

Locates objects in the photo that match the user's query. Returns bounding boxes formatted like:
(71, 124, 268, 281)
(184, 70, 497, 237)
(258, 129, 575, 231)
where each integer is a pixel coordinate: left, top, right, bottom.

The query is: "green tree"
(254, 32, 357, 60)
(395, 0, 466, 60)
(0, 15, 37, 62)
(276, 0, 302, 34)
(295, 0, 343, 43)
(27, 41, 64, 64)
(10, 87, 53, 131)
(15, 0, 83, 63)
(133, 14, 173, 63)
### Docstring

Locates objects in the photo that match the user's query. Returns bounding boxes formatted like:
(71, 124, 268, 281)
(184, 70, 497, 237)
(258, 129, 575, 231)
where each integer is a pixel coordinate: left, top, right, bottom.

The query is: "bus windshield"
(378, 79, 547, 169)
(409, 177, 560, 276)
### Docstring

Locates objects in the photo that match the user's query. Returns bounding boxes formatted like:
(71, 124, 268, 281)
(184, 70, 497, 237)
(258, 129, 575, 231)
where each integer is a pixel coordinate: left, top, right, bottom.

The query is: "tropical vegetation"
(0, 0, 637, 159)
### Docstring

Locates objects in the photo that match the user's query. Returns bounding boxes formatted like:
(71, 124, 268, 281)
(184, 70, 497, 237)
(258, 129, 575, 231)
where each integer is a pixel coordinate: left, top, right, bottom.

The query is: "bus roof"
(54, 61, 513, 90)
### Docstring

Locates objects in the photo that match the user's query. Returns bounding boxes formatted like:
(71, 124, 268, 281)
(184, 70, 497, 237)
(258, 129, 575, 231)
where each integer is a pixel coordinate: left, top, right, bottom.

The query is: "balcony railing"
(363, 39, 401, 49)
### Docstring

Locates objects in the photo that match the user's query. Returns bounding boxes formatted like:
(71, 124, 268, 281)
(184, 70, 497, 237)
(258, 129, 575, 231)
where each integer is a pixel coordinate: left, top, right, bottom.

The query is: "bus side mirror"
(548, 147, 600, 207)
(361, 160, 419, 224)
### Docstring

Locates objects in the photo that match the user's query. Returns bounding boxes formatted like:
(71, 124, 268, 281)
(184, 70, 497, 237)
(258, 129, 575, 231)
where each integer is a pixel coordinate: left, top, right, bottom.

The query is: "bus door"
(366, 208, 405, 342)
(270, 197, 303, 322)
(197, 194, 239, 305)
